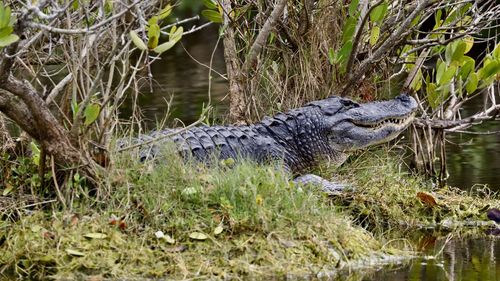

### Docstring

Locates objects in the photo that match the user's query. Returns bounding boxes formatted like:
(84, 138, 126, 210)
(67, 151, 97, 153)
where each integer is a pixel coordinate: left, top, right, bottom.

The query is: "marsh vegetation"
(0, 0, 499, 279)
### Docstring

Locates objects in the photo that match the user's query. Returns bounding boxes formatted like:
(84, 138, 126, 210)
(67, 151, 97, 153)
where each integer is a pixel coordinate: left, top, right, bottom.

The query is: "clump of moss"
(330, 148, 499, 231)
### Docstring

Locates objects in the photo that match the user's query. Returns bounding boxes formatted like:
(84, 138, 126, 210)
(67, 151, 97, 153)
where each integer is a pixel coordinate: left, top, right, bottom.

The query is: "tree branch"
(345, 0, 385, 77)
(342, 0, 432, 95)
(242, 0, 287, 71)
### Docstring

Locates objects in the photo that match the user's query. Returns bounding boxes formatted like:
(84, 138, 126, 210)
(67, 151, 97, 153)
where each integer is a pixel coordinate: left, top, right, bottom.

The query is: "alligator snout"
(395, 94, 418, 110)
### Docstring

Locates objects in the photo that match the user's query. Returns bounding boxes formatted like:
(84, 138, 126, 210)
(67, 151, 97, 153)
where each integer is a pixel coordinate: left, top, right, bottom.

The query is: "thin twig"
(345, 0, 385, 76)
(242, 0, 287, 71)
(51, 156, 67, 209)
(116, 115, 207, 152)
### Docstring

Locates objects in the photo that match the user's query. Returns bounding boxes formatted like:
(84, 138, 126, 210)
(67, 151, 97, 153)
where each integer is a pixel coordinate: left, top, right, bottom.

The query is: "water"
(125, 29, 500, 280)
(445, 96, 500, 191)
(363, 233, 500, 281)
(119, 26, 228, 127)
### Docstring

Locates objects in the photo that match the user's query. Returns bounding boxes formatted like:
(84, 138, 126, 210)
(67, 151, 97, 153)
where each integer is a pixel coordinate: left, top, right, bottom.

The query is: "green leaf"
(478, 60, 500, 80)
(440, 65, 457, 85)
(0, 6, 11, 28)
(327, 47, 335, 65)
(0, 33, 18, 47)
(203, 0, 218, 10)
(201, 9, 222, 23)
(410, 69, 423, 91)
(434, 10, 442, 29)
(349, 0, 359, 15)
(30, 142, 40, 166)
(463, 36, 474, 54)
(465, 72, 478, 94)
(169, 26, 183, 43)
(451, 41, 466, 63)
(341, 17, 357, 44)
(147, 24, 160, 49)
(0, 26, 13, 38)
(436, 60, 445, 84)
(369, 26, 380, 46)
(84, 103, 100, 126)
(153, 40, 176, 54)
(158, 4, 173, 20)
(336, 41, 353, 64)
(369, 2, 388, 23)
(148, 35, 159, 49)
(84, 233, 107, 239)
(129, 31, 147, 51)
(445, 43, 453, 64)
(427, 83, 439, 109)
(147, 16, 158, 27)
(493, 43, 500, 59)
(459, 56, 475, 79)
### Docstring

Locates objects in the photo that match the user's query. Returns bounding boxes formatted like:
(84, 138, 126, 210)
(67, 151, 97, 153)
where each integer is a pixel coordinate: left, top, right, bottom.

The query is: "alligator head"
(310, 94, 418, 152)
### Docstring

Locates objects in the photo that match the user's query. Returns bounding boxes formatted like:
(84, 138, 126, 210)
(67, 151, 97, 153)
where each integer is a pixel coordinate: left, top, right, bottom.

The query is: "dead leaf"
(165, 245, 187, 253)
(417, 192, 438, 207)
(84, 233, 107, 239)
(42, 231, 56, 239)
(66, 249, 85, 257)
(189, 232, 208, 240)
(214, 225, 223, 235)
(118, 220, 127, 230)
(70, 214, 79, 226)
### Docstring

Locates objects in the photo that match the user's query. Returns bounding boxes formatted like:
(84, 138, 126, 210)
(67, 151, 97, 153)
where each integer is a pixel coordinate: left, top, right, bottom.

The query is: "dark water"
(446, 96, 500, 191)
(119, 26, 228, 127)
(125, 29, 500, 280)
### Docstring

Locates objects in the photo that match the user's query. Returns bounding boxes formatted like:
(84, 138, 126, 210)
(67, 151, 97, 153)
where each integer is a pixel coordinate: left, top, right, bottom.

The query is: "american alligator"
(127, 94, 418, 191)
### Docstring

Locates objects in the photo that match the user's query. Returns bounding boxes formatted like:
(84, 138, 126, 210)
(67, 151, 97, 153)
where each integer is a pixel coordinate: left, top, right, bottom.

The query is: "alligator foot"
(293, 174, 352, 194)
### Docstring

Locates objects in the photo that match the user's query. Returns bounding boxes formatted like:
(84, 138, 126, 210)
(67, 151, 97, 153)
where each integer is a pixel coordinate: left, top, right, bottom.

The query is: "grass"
(0, 146, 498, 279)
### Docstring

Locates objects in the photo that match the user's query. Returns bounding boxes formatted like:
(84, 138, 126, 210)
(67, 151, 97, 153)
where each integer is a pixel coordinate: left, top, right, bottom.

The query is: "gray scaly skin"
(129, 94, 418, 192)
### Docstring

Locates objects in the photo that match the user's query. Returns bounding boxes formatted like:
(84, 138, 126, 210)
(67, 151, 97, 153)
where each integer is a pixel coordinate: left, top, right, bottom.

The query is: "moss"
(0, 147, 497, 279)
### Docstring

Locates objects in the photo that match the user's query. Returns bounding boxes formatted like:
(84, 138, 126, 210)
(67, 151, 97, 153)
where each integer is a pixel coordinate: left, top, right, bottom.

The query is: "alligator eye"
(340, 99, 360, 109)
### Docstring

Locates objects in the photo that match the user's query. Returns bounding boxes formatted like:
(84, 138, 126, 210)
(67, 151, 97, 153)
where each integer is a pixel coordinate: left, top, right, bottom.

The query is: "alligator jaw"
(351, 112, 415, 131)
(325, 94, 418, 152)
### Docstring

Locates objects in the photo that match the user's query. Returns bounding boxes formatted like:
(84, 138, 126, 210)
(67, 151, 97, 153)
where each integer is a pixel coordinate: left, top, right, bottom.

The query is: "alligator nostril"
(396, 94, 411, 103)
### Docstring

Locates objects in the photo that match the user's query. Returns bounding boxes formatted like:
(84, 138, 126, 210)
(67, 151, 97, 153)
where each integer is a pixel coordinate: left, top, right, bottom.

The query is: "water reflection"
(446, 93, 500, 191)
(119, 26, 228, 128)
(363, 236, 500, 281)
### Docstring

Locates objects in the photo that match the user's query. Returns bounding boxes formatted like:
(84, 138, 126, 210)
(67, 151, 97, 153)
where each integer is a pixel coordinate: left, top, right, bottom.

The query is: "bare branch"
(242, 0, 287, 71)
(345, 0, 385, 76)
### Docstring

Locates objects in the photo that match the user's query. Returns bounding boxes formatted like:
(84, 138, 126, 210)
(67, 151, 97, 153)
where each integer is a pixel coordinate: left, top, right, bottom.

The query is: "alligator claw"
(293, 174, 353, 194)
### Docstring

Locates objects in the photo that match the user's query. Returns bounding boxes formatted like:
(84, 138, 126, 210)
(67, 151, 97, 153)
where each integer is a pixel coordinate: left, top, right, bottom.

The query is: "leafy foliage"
(129, 4, 183, 54)
(0, 2, 18, 48)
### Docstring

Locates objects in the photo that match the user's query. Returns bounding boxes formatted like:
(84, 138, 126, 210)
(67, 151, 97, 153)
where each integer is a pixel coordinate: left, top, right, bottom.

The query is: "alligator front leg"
(293, 174, 351, 194)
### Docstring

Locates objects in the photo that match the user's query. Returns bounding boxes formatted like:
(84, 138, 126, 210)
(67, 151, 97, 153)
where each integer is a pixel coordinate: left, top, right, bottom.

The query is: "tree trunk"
(220, 0, 246, 123)
(0, 77, 101, 184)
